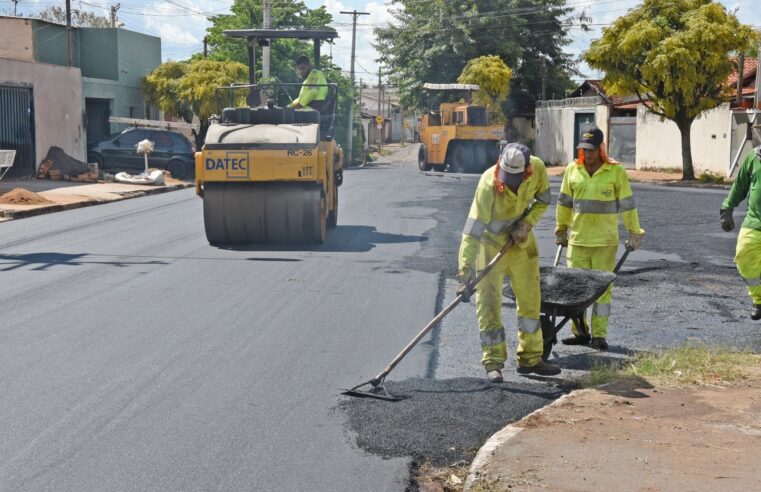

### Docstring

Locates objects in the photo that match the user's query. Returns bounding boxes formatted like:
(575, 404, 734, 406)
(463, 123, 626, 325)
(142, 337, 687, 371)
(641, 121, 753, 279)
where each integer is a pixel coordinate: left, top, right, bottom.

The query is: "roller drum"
(204, 182, 326, 244)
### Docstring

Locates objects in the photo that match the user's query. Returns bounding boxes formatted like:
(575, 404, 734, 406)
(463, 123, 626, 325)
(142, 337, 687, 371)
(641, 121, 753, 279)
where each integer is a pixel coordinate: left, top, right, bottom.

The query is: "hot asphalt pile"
(339, 377, 563, 466)
(504, 266, 616, 306)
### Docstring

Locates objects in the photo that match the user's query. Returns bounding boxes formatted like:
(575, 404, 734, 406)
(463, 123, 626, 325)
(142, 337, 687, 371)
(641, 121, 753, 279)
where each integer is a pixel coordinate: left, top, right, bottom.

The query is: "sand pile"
(0, 188, 54, 205)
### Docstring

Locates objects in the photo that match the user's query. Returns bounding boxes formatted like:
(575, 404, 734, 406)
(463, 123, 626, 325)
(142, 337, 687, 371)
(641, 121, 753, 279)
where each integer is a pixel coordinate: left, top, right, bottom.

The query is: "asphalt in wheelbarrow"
(504, 266, 616, 309)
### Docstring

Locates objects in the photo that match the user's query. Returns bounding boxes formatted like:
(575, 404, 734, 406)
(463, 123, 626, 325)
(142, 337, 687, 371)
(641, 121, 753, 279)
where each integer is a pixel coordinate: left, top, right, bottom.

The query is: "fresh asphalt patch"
(339, 377, 564, 466)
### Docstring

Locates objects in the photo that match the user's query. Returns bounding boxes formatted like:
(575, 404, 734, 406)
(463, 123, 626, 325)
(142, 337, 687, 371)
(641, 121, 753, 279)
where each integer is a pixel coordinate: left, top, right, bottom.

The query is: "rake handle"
(369, 237, 516, 386)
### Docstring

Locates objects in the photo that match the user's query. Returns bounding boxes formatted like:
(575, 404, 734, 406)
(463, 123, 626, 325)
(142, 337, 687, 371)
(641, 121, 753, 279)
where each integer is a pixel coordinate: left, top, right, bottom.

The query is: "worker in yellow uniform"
(720, 125, 761, 320)
(556, 127, 645, 350)
(458, 143, 560, 383)
(289, 55, 328, 110)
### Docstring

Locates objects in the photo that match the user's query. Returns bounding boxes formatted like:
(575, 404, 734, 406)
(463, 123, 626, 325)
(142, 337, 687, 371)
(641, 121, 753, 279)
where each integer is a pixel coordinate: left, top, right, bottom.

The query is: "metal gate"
(0, 86, 35, 177)
(609, 116, 637, 169)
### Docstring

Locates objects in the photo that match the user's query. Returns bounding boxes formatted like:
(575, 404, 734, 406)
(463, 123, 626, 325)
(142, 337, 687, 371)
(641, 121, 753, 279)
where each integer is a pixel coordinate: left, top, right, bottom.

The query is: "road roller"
(417, 83, 505, 174)
(195, 28, 343, 244)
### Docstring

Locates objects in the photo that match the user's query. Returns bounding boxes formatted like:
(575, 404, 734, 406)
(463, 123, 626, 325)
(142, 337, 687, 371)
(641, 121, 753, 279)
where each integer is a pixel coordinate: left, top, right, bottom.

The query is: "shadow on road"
(0, 252, 169, 271)
(216, 225, 428, 253)
(339, 377, 563, 466)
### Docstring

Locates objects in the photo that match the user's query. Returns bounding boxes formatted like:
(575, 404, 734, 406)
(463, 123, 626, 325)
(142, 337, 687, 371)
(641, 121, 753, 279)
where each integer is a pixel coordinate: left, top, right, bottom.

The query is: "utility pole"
(754, 42, 760, 111)
(110, 3, 120, 28)
(203, 36, 208, 59)
(65, 0, 72, 66)
(737, 51, 745, 106)
(262, 0, 271, 78)
(377, 66, 383, 151)
(340, 10, 369, 165)
(12, 0, 18, 16)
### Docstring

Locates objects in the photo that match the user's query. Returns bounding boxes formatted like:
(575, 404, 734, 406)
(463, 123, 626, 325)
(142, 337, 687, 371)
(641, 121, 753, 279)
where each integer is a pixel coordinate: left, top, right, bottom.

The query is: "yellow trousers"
(735, 227, 761, 304)
(567, 244, 617, 338)
(475, 234, 544, 369)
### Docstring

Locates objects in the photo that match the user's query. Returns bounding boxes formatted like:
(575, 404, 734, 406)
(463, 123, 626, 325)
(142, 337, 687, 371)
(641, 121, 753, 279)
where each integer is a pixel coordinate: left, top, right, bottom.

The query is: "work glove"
(625, 231, 644, 251)
(511, 220, 532, 244)
(555, 228, 568, 247)
(720, 208, 735, 232)
(456, 268, 476, 303)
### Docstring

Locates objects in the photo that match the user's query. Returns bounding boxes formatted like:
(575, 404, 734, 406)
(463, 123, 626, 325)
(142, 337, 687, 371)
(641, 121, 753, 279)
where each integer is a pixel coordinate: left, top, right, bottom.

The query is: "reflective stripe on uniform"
(558, 192, 573, 208)
(517, 316, 540, 334)
(619, 196, 636, 212)
(487, 216, 521, 234)
(480, 329, 506, 347)
(464, 217, 487, 238)
(592, 302, 611, 317)
(573, 198, 619, 214)
(535, 188, 552, 204)
(743, 275, 761, 287)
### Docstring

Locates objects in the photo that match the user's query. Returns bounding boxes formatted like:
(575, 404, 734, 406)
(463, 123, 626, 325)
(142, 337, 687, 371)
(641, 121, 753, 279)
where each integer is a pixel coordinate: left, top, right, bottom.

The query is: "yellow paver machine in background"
(195, 28, 343, 244)
(417, 83, 505, 173)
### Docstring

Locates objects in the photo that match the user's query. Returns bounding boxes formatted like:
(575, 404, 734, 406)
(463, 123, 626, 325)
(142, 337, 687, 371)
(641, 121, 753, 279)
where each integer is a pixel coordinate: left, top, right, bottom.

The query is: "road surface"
(0, 144, 755, 490)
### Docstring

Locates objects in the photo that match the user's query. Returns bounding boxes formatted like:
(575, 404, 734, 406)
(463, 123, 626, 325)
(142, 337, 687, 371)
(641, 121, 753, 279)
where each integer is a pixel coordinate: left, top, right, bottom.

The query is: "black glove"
(456, 270, 475, 302)
(720, 208, 735, 232)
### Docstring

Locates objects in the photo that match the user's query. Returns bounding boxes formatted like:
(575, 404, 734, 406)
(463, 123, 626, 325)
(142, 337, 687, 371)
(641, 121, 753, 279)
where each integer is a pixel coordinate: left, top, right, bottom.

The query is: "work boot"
(752, 304, 761, 321)
(485, 369, 503, 383)
(517, 361, 561, 376)
(561, 334, 591, 346)
(590, 337, 608, 350)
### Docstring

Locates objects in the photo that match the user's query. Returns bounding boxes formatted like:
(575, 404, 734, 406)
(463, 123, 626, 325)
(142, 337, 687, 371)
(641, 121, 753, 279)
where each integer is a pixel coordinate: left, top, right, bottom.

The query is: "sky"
(3, 0, 760, 85)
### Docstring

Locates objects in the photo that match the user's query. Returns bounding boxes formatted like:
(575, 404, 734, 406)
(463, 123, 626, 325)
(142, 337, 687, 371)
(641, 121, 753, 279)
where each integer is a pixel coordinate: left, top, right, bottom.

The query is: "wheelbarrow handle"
(613, 246, 633, 274)
(554, 245, 564, 267)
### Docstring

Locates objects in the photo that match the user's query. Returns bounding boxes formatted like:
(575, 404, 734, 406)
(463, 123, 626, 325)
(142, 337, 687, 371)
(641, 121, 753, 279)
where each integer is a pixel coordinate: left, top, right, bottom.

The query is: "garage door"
(0, 86, 35, 177)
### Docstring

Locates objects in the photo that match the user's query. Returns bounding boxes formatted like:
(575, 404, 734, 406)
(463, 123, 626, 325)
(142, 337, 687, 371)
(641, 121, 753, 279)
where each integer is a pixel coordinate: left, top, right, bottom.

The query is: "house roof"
(727, 57, 758, 87)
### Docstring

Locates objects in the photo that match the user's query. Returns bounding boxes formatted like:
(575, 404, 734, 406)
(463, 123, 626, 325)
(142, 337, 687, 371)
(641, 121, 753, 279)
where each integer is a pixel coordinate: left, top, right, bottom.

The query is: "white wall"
(0, 58, 85, 166)
(536, 104, 596, 166)
(636, 103, 731, 174)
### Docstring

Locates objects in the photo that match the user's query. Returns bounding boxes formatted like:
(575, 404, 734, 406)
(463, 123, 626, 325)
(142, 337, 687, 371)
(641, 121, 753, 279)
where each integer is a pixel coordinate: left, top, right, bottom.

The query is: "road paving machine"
(195, 28, 343, 244)
(417, 83, 505, 174)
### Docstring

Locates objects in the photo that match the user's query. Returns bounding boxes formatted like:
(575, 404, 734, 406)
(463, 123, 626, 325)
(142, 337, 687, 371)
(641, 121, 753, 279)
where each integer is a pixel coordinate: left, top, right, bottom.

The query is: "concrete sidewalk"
(464, 375, 761, 491)
(0, 177, 193, 221)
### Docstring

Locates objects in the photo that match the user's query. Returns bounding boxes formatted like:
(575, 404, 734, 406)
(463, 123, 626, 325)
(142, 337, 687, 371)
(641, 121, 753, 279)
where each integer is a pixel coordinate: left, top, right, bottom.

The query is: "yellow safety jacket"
(557, 161, 644, 247)
(290, 69, 328, 108)
(459, 156, 551, 272)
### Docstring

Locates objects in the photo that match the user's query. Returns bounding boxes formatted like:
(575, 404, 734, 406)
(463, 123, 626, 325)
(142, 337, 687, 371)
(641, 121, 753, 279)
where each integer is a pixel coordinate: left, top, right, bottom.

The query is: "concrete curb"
(463, 388, 595, 490)
(0, 183, 193, 220)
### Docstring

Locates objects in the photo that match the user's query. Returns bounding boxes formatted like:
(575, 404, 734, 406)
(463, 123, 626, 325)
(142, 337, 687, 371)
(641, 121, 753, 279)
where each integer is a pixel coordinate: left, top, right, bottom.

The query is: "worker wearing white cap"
(457, 143, 560, 383)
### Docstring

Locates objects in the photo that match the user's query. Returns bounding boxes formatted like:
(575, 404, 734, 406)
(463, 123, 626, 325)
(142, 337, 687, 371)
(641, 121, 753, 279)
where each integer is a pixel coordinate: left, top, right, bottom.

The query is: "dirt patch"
(472, 378, 761, 490)
(0, 188, 54, 205)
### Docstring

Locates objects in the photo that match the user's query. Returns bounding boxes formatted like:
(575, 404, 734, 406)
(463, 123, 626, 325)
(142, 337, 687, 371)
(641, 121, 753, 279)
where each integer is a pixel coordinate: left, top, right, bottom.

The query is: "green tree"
(143, 60, 248, 146)
(458, 55, 513, 119)
(585, 0, 757, 180)
(375, 0, 575, 117)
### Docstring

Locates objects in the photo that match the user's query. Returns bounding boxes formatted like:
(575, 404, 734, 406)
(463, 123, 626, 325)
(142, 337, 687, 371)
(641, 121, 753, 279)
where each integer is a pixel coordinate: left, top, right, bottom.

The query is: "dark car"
(87, 128, 196, 180)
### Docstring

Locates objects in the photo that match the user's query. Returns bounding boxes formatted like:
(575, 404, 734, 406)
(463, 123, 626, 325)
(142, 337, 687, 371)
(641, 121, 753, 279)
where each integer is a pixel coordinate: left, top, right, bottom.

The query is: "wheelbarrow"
(503, 245, 630, 360)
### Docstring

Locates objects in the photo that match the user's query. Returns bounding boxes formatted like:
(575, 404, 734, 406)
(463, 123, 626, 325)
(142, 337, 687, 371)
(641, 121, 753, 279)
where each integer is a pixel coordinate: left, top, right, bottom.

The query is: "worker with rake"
(720, 123, 761, 320)
(457, 143, 560, 383)
(556, 127, 645, 350)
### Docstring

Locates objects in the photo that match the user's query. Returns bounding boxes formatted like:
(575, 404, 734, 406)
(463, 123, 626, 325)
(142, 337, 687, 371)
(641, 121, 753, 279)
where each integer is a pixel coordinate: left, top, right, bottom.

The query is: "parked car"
(87, 128, 196, 180)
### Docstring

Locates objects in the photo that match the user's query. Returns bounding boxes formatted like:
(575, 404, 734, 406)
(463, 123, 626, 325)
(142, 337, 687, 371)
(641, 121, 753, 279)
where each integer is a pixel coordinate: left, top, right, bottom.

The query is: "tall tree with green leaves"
(585, 0, 757, 180)
(457, 55, 513, 119)
(375, 0, 575, 117)
(38, 6, 111, 27)
(143, 60, 248, 146)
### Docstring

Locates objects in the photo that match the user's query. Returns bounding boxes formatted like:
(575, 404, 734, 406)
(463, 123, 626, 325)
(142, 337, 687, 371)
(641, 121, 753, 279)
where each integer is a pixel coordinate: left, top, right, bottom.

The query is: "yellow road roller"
(417, 83, 505, 173)
(195, 28, 343, 244)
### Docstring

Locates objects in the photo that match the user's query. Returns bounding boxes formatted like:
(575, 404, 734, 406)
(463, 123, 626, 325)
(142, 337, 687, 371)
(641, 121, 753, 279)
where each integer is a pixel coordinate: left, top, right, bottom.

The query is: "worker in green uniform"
(289, 55, 328, 111)
(721, 124, 761, 320)
(458, 143, 560, 383)
(556, 127, 645, 350)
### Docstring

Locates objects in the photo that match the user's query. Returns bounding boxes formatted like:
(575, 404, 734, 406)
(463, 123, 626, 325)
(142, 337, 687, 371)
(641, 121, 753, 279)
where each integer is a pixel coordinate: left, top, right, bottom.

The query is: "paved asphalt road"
(1, 144, 758, 490)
